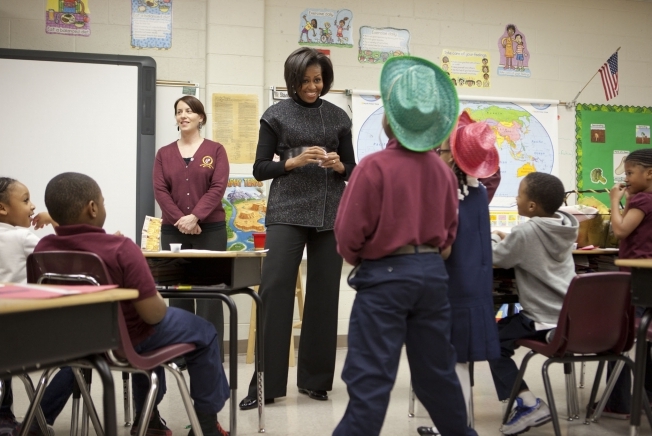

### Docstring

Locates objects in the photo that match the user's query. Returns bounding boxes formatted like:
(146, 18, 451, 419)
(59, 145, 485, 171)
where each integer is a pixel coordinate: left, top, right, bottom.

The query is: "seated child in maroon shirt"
(35, 172, 231, 436)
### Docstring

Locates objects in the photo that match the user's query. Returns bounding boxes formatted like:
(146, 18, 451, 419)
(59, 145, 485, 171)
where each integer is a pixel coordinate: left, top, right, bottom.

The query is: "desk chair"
(26, 251, 205, 436)
(502, 272, 652, 436)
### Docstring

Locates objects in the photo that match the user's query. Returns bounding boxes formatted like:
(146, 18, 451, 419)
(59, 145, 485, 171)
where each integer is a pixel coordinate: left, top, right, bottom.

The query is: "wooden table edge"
(0, 288, 138, 314)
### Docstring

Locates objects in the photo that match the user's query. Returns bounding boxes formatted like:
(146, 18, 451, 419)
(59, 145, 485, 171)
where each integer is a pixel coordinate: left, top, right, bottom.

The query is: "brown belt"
(390, 244, 440, 255)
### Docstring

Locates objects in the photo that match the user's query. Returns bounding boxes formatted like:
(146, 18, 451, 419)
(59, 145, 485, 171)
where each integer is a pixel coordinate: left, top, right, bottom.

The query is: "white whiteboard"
(0, 52, 155, 242)
(154, 82, 200, 217)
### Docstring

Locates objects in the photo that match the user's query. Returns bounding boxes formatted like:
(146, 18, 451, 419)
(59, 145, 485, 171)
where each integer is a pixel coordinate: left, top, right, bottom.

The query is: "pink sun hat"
(449, 111, 499, 179)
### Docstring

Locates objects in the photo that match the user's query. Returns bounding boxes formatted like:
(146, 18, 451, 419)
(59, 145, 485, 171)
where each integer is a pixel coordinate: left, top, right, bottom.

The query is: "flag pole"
(562, 47, 620, 108)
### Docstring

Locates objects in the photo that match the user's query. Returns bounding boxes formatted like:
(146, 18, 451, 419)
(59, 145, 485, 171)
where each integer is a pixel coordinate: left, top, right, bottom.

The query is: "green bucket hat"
(380, 56, 459, 152)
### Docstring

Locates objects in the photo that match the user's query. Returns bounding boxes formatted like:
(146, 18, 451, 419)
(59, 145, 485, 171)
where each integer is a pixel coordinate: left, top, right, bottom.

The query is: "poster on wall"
(352, 94, 558, 208)
(298, 8, 353, 47)
(497, 24, 530, 77)
(442, 50, 490, 89)
(131, 0, 172, 49)
(575, 103, 652, 208)
(222, 176, 266, 251)
(45, 0, 90, 36)
(358, 26, 409, 64)
(212, 93, 259, 164)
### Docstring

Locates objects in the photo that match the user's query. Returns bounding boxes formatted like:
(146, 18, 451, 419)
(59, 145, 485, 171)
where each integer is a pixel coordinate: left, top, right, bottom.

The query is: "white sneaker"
(500, 397, 552, 435)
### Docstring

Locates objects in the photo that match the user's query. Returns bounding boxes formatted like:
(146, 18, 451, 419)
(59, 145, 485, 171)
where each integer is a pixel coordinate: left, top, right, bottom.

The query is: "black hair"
(284, 47, 334, 103)
(523, 172, 565, 215)
(506, 24, 516, 33)
(174, 95, 207, 126)
(0, 177, 18, 204)
(44, 172, 101, 226)
(625, 148, 652, 168)
(452, 162, 469, 198)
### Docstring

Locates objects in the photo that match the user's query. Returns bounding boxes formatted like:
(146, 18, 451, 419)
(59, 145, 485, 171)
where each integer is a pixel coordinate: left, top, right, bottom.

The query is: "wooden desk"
(0, 287, 138, 436)
(614, 258, 652, 435)
(143, 251, 265, 435)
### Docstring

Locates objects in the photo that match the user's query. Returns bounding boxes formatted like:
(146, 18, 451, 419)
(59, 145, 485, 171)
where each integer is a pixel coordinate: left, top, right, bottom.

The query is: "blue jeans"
(333, 253, 476, 436)
(488, 313, 549, 401)
(131, 307, 229, 415)
(1, 369, 75, 425)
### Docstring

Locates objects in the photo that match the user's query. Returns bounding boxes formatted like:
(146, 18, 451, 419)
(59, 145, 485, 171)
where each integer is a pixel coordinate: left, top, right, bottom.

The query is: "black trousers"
(247, 224, 343, 398)
(161, 223, 226, 361)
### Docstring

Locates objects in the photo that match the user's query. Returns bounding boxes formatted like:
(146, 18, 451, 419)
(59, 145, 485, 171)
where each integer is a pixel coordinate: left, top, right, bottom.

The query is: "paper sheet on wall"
(212, 94, 259, 164)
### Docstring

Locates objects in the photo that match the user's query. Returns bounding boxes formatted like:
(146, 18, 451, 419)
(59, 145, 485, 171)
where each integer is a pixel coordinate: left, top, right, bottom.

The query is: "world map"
(461, 101, 556, 204)
(353, 97, 558, 207)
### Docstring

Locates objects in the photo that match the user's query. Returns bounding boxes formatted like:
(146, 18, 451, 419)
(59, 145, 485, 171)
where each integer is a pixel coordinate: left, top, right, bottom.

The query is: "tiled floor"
(10, 347, 652, 435)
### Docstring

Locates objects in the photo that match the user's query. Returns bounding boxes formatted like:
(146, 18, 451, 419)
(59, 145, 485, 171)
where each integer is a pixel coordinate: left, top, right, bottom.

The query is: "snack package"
(141, 216, 162, 252)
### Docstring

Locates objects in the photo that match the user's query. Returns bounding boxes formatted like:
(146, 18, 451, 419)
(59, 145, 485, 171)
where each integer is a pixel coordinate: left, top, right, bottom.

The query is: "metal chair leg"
(592, 358, 626, 421)
(123, 372, 133, 426)
(579, 362, 586, 388)
(165, 363, 203, 436)
(542, 361, 562, 436)
(135, 370, 160, 436)
(72, 368, 103, 436)
(16, 374, 50, 436)
(18, 368, 57, 436)
(408, 380, 416, 417)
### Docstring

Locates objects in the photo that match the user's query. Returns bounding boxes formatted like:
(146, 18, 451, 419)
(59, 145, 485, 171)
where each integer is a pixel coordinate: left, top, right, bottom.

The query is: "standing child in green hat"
(332, 56, 477, 436)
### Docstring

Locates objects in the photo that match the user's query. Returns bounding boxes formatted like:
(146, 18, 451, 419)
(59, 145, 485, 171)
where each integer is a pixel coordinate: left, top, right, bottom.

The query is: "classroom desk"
(492, 249, 620, 308)
(142, 250, 265, 435)
(0, 287, 138, 436)
(614, 258, 652, 436)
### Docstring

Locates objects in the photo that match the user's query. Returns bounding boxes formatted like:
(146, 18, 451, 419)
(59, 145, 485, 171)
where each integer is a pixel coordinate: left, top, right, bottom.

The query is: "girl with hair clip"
(418, 112, 501, 435)
(597, 148, 652, 419)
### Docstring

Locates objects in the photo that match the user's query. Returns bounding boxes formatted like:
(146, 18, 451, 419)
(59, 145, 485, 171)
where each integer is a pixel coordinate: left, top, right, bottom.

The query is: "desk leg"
(630, 308, 652, 435)
(240, 288, 265, 433)
(89, 355, 117, 436)
(212, 294, 238, 436)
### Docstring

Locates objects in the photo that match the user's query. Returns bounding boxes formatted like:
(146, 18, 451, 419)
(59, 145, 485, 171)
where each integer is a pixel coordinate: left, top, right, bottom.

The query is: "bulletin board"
(575, 103, 652, 207)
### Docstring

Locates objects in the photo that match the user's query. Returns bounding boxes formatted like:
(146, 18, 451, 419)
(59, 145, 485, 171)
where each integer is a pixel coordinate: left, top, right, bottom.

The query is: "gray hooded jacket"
(491, 210, 579, 325)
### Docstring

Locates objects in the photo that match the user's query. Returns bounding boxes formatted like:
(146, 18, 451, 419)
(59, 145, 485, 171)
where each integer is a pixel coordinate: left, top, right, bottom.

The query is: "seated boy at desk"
(34, 172, 231, 436)
(489, 172, 579, 436)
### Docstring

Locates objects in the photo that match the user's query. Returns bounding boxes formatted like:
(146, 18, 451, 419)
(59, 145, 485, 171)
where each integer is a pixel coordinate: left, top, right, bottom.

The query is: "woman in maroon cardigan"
(152, 95, 230, 359)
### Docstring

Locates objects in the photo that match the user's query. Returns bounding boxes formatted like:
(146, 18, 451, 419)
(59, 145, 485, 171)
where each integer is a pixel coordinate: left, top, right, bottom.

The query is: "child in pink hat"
(418, 111, 501, 435)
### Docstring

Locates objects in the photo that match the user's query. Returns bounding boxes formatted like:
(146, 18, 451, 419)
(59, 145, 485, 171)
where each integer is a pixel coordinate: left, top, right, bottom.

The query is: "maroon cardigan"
(153, 139, 230, 225)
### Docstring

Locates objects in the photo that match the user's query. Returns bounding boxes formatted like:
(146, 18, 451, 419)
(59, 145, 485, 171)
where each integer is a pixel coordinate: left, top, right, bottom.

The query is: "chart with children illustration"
(352, 95, 558, 207)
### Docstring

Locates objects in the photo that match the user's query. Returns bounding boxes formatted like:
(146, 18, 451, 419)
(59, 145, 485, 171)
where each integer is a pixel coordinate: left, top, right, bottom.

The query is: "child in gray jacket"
(489, 172, 579, 435)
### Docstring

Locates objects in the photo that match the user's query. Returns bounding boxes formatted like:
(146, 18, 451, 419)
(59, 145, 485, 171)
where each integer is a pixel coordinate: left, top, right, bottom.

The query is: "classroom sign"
(131, 0, 172, 49)
(298, 8, 353, 48)
(46, 0, 90, 36)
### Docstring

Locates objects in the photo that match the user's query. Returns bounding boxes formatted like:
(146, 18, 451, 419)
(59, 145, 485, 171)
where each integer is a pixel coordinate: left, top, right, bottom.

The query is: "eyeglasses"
(435, 148, 451, 156)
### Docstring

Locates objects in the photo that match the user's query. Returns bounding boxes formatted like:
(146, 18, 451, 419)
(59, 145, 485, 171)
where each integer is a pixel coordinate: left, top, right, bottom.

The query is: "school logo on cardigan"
(200, 156, 214, 169)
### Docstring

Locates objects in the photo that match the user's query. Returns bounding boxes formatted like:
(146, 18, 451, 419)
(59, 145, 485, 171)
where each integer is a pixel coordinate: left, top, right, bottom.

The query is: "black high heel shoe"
(238, 395, 275, 410)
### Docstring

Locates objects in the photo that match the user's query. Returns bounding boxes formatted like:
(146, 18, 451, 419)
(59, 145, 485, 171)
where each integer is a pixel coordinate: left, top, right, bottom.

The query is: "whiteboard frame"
(0, 49, 156, 244)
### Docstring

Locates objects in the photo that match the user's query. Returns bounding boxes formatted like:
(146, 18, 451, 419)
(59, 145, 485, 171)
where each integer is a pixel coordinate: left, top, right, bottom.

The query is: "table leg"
(630, 308, 652, 434)
(88, 354, 117, 436)
(19, 368, 57, 436)
(211, 294, 238, 436)
(240, 288, 265, 433)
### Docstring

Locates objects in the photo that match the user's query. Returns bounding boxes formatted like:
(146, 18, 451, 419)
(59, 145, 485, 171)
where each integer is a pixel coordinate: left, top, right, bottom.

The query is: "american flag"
(599, 52, 619, 101)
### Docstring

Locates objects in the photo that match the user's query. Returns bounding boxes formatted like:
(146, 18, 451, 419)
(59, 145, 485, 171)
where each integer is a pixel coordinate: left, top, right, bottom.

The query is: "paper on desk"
(0, 284, 118, 299)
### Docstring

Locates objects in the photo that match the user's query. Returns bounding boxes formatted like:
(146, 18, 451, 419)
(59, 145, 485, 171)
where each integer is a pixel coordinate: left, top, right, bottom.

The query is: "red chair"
(26, 251, 205, 436)
(502, 272, 652, 436)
